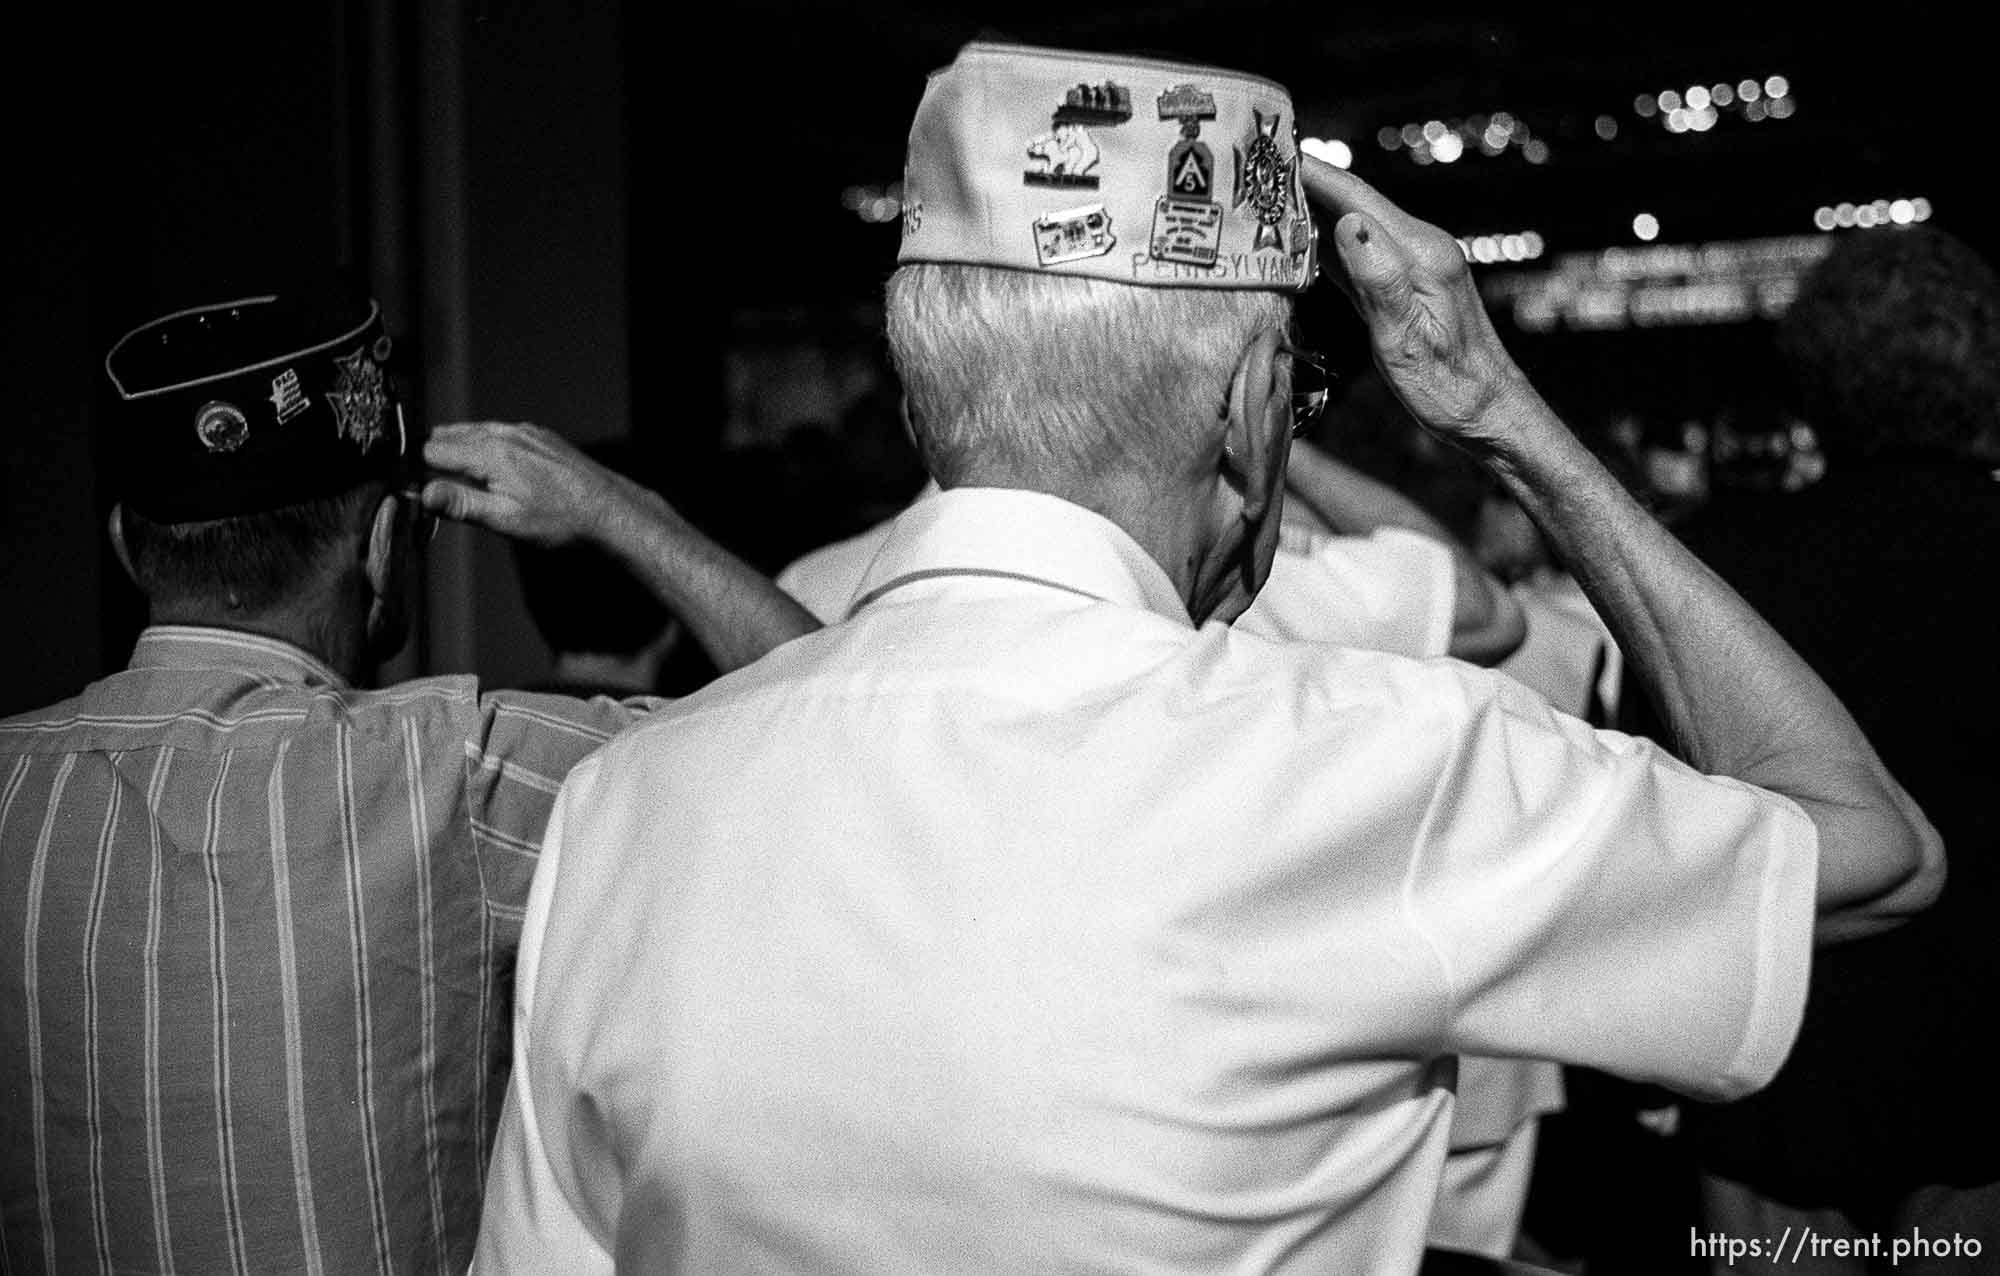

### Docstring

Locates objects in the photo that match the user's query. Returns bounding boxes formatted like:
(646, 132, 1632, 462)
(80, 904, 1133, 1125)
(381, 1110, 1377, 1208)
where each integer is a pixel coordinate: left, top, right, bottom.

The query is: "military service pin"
(327, 347, 388, 451)
(1152, 83, 1223, 267)
(269, 368, 309, 424)
(1233, 110, 1295, 253)
(1034, 203, 1117, 266)
(194, 401, 250, 453)
(1024, 80, 1132, 189)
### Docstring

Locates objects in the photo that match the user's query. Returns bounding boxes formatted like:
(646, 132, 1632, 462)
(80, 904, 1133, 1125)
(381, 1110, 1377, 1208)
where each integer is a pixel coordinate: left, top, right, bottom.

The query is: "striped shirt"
(0, 626, 652, 1275)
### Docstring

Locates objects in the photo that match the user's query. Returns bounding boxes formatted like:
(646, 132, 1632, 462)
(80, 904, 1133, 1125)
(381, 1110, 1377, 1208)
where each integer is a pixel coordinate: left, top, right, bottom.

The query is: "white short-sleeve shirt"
(477, 488, 1815, 1275)
(777, 481, 1456, 657)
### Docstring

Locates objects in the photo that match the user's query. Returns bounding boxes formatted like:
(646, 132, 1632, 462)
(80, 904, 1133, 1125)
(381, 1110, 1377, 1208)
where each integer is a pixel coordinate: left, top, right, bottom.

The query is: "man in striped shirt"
(0, 286, 816, 1273)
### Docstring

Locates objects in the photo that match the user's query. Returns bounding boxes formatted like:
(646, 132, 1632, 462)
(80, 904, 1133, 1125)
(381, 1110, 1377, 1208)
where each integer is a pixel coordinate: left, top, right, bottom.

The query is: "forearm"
(1477, 379, 1941, 939)
(420, 420, 822, 671)
(1297, 154, 1939, 938)
(592, 478, 820, 673)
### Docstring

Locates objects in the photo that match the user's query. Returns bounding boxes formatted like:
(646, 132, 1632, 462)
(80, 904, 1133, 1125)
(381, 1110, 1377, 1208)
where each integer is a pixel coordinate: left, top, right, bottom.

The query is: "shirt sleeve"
(1492, 587, 1607, 718)
(1402, 669, 1818, 1100)
(776, 554, 845, 625)
(471, 758, 617, 1274)
(778, 525, 897, 625)
(462, 689, 661, 909)
(1238, 525, 1455, 657)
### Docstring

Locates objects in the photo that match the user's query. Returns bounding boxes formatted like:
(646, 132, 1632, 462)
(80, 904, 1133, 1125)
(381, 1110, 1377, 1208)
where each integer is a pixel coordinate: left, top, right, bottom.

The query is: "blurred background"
(4, 0, 1985, 710)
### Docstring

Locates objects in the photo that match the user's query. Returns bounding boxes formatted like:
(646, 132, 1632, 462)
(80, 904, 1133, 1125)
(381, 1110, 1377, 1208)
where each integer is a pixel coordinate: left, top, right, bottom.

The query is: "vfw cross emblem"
(327, 347, 387, 450)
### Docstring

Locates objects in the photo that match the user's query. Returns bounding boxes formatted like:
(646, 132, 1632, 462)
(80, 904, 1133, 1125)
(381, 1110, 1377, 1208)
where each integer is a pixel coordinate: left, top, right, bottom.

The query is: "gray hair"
(885, 264, 1292, 484)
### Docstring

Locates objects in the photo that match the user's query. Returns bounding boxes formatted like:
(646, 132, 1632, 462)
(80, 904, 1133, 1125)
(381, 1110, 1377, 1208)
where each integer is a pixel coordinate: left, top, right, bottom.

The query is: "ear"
(364, 490, 403, 600)
(1222, 330, 1287, 523)
(107, 504, 139, 586)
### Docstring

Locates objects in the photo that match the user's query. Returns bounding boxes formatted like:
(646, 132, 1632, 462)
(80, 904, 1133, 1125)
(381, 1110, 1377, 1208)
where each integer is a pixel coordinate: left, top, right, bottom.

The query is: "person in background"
(1280, 431, 1558, 1262)
(1318, 367, 1625, 731)
(1301, 368, 1625, 1263)
(474, 42, 1939, 1274)
(0, 284, 816, 1273)
(1469, 473, 1625, 731)
(781, 435, 1523, 664)
(1636, 224, 2000, 1272)
(512, 438, 688, 700)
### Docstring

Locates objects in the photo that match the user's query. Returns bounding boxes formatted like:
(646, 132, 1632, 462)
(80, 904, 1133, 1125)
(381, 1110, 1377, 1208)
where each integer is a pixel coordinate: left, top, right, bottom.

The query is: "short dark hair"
(512, 441, 673, 656)
(120, 482, 385, 612)
(1778, 226, 2000, 458)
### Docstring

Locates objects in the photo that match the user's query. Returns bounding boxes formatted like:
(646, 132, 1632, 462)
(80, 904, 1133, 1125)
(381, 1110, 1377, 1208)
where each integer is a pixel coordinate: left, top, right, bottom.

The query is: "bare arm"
(1299, 155, 1942, 944)
(1284, 439, 1526, 664)
(420, 422, 820, 673)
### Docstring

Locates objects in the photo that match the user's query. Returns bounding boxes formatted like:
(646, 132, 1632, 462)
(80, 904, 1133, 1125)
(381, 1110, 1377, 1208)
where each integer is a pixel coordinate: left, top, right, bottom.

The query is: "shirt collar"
(849, 487, 1192, 627)
(126, 625, 348, 689)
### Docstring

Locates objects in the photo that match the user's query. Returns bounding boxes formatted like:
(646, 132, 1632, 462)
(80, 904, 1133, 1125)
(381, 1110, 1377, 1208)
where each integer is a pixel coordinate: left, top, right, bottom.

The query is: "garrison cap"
(898, 41, 1318, 291)
(103, 287, 415, 522)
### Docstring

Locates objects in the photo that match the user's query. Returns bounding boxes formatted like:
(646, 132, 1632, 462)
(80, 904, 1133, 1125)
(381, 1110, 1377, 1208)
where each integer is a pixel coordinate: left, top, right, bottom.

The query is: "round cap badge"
(194, 400, 250, 453)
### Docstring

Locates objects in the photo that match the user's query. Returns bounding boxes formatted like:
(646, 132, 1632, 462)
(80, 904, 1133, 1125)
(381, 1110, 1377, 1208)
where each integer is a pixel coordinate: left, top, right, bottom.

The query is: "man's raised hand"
(421, 421, 641, 547)
(1300, 155, 1537, 457)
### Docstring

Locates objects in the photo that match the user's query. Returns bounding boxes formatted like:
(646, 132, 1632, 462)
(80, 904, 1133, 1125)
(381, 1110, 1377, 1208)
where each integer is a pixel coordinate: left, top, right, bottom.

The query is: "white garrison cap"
(898, 40, 1319, 291)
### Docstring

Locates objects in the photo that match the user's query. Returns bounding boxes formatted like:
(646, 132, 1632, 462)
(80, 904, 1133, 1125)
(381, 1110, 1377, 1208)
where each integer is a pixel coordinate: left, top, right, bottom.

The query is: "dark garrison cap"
(104, 288, 416, 522)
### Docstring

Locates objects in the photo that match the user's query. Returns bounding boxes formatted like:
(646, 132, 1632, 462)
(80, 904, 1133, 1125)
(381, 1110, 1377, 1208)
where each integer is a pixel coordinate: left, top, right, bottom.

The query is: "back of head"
(104, 280, 419, 612)
(887, 41, 1314, 484)
(889, 266, 1290, 484)
(1778, 225, 2000, 461)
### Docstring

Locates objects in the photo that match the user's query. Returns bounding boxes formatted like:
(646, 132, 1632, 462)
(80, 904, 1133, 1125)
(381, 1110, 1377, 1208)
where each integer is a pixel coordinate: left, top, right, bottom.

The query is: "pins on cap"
(103, 291, 416, 523)
(899, 42, 1317, 292)
(194, 401, 249, 454)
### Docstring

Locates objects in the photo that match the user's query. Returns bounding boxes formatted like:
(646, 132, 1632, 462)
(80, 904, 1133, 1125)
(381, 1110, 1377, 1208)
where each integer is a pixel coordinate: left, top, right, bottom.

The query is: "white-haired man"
(473, 41, 1941, 1274)
(776, 398, 1554, 1264)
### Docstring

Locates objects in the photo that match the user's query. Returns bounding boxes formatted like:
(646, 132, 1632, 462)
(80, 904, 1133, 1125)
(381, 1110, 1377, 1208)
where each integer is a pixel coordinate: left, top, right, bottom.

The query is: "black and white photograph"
(4, 4, 1995, 1272)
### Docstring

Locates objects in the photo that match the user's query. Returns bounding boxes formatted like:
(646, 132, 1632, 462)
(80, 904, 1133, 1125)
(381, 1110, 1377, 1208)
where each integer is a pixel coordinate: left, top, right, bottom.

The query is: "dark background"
(3, 8, 1982, 1266)
(708, 2, 1994, 296)
(5, 1, 1988, 712)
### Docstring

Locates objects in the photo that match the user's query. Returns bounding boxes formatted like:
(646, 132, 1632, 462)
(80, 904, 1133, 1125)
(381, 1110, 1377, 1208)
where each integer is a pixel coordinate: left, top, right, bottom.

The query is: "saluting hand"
(420, 421, 643, 547)
(1300, 155, 1537, 458)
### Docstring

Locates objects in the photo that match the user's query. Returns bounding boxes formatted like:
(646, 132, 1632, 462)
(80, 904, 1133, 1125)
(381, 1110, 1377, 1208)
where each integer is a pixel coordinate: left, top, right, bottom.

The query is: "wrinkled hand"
(421, 421, 633, 547)
(1301, 155, 1532, 455)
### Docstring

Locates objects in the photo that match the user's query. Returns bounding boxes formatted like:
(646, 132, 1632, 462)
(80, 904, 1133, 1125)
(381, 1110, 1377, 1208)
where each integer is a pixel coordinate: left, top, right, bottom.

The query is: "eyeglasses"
(1279, 343, 1333, 438)
(399, 482, 440, 547)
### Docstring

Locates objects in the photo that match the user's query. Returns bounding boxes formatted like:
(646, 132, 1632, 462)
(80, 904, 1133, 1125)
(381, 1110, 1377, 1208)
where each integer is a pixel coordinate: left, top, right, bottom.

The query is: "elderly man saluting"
(0, 284, 816, 1273)
(473, 42, 1942, 1275)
